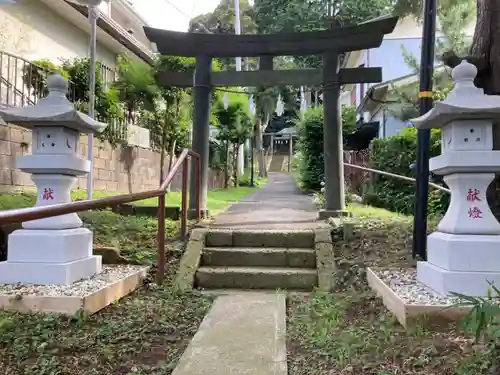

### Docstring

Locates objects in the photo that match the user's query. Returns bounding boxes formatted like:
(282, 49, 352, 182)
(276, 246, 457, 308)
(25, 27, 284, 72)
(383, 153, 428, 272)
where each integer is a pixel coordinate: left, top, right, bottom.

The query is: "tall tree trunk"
(469, 0, 500, 219)
(233, 143, 240, 187)
(224, 140, 230, 188)
(256, 117, 268, 178)
(159, 114, 170, 187)
(159, 147, 165, 186)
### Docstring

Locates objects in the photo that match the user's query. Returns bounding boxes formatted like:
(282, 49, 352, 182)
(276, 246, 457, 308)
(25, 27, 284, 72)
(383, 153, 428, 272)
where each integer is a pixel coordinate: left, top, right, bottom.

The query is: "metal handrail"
(0, 148, 201, 283)
(343, 162, 451, 194)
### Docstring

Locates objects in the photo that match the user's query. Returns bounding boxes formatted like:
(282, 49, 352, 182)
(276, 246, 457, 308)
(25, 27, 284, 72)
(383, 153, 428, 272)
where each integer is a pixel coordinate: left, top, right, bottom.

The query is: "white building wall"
(386, 16, 476, 40)
(110, 1, 151, 48)
(340, 91, 351, 107)
(0, 0, 117, 69)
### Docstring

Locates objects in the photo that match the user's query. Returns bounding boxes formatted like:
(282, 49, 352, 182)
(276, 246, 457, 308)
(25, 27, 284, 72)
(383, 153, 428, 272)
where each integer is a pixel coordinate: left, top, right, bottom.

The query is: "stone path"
(173, 173, 323, 374)
(211, 172, 321, 230)
(172, 293, 287, 375)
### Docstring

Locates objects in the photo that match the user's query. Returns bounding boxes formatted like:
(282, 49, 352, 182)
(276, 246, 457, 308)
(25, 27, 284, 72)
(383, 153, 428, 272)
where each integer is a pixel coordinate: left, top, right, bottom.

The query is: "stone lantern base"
(417, 232, 500, 296)
(0, 228, 102, 285)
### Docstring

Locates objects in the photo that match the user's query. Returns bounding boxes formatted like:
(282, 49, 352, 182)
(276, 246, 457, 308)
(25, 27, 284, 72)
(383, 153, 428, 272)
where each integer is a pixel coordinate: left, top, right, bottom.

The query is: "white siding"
(0, 0, 117, 69)
(385, 16, 475, 40)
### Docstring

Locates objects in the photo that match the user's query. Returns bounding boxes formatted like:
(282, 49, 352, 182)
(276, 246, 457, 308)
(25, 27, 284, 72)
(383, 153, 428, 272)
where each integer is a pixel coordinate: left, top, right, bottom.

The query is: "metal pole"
(87, 5, 99, 200)
(412, 0, 437, 261)
(288, 133, 293, 172)
(234, 0, 242, 71)
(234, 0, 245, 176)
(250, 135, 255, 186)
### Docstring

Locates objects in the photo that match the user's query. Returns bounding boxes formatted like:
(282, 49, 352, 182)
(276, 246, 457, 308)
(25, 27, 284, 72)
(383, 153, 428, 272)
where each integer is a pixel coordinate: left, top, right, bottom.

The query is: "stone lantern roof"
(411, 60, 500, 130)
(0, 73, 107, 134)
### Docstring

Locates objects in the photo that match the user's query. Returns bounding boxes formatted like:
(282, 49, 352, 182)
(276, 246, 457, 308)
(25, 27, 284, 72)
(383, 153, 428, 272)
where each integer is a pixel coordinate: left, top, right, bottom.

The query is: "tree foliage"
(32, 57, 126, 146)
(213, 97, 253, 186)
(365, 127, 449, 216)
(189, 0, 256, 71)
(296, 105, 359, 191)
(113, 55, 158, 123)
(254, 0, 395, 68)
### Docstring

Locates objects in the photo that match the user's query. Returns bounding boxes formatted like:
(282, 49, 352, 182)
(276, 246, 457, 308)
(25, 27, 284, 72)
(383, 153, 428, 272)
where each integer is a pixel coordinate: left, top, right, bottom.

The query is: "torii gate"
(144, 16, 397, 219)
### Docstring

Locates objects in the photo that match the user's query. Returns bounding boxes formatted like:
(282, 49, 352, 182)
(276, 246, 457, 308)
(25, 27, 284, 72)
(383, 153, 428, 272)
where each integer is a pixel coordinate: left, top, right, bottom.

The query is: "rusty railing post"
(195, 155, 201, 219)
(181, 158, 189, 238)
(156, 193, 166, 284)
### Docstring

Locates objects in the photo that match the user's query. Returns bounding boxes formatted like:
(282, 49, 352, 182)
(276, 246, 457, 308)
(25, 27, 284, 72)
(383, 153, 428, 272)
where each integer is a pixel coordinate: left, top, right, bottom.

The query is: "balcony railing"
(0, 51, 77, 108)
(0, 51, 130, 143)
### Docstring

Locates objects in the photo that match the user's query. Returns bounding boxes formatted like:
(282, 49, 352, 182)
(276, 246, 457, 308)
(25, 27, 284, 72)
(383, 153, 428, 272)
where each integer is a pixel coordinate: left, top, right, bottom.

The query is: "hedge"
(296, 105, 357, 191)
(365, 127, 450, 216)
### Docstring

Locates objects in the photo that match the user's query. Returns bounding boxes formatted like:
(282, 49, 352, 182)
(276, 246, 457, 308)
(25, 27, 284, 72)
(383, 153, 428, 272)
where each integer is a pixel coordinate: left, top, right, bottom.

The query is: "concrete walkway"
(211, 172, 320, 230)
(172, 174, 321, 375)
(172, 293, 287, 375)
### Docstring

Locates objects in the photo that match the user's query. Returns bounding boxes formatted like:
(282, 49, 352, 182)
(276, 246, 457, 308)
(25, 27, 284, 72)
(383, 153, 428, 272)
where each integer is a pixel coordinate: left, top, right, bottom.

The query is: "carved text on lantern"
(42, 188, 54, 201)
(468, 206, 483, 219)
(466, 189, 481, 202)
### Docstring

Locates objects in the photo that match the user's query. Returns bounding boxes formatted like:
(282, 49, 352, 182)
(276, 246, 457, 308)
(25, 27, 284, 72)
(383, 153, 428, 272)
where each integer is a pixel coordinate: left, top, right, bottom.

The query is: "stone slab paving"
(211, 172, 322, 230)
(171, 293, 287, 375)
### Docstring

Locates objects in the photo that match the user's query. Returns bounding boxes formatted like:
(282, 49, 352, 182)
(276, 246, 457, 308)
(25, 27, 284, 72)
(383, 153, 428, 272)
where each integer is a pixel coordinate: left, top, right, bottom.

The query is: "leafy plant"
(113, 55, 158, 124)
(365, 127, 449, 216)
(60, 57, 105, 104)
(452, 282, 500, 343)
(214, 98, 253, 187)
(296, 106, 325, 191)
(296, 105, 357, 191)
(22, 58, 69, 98)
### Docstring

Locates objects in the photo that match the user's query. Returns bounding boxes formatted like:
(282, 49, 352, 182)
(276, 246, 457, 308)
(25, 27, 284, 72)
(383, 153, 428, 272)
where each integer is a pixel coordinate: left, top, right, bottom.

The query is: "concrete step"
(206, 230, 315, 248)
(195, 266, 318, 290)
(201, 247, 316, 268)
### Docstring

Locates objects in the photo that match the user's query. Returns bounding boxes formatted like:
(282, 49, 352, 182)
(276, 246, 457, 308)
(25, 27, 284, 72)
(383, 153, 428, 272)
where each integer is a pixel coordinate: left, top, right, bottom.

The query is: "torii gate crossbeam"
(144, 16, 398, 219)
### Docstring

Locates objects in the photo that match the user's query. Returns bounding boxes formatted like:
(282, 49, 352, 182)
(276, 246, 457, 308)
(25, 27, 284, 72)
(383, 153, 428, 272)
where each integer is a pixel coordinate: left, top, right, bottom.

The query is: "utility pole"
(70, 0, 102, 200)
(234, 0, 245, 175)
(412, 0, 437, 261)
(87, 3, 99, 200)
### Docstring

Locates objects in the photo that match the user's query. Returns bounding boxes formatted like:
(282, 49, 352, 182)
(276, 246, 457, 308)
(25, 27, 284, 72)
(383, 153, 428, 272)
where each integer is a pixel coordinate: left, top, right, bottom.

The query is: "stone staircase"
(268, 154, 286, 172)
(194, 230, 318, 291)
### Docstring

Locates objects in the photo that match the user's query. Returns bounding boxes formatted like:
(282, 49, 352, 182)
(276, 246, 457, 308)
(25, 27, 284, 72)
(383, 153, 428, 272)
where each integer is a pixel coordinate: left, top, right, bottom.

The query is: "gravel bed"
(0, 265, 147, 297)
(373, 268, 464, 306)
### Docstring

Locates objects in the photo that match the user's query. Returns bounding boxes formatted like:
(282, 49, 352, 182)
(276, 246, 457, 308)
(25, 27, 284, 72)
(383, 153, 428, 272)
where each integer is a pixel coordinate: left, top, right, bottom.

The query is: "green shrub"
(296, 107, 324, 191)
(366, 127, 449, 216)
(296, 105, 358, 192)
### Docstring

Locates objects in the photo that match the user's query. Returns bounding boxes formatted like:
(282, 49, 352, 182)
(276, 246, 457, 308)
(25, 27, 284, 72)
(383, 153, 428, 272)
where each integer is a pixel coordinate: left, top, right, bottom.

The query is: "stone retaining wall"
(0, 124, 224, 193)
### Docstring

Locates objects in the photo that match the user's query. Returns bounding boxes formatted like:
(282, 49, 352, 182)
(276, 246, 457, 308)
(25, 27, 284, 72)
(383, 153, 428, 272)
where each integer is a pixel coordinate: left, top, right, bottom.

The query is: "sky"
(132, 0, 220, 32)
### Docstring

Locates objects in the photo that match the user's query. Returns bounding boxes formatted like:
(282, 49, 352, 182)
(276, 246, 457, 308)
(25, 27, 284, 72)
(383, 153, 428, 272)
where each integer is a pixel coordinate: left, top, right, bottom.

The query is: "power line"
(158, 0, 317, 99)
(160, 0, 213, 33)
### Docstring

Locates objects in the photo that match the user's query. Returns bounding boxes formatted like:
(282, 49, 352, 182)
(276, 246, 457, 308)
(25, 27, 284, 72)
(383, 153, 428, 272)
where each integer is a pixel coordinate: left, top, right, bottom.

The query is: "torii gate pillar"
(319, 51, 348, 219)
(190, 55, 212, 217)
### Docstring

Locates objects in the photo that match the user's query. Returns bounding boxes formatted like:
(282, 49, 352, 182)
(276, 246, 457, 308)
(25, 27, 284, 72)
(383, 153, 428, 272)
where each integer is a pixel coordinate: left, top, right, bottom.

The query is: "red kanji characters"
(466, 188, 481, 202)
(42, 188, 54, 201)
(468, 206, 483, 219)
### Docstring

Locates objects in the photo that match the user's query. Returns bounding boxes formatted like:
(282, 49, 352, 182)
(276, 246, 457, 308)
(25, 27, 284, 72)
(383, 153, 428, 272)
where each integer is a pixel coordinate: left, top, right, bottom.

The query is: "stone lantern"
(412, 60, 500, 297)
(0, 73, 107, 285)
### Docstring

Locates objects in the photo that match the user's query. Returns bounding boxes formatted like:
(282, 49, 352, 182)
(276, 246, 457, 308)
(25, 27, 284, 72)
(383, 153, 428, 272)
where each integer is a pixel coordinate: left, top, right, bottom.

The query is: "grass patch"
(0, 181, 263, 373)
(136, 186, 261, 214)
(0, 185, 261, 216)
(81, 210, 179, 264)
(287, 205, 496, 375)
(0, 193, 213, 374)
(0, 256, 212, 375)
